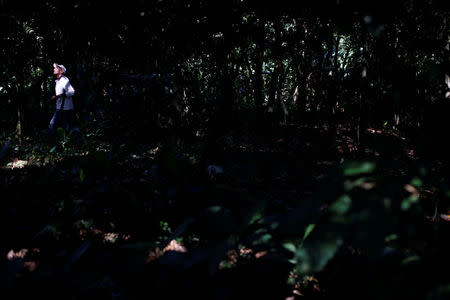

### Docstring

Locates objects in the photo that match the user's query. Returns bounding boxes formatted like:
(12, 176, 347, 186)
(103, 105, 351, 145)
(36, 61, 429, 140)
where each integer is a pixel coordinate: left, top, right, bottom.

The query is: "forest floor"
(0, 118, 449, 299)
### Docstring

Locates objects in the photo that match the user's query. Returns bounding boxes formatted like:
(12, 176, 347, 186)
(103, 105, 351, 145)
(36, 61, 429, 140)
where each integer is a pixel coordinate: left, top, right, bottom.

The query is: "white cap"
(53, 63, 66, 73)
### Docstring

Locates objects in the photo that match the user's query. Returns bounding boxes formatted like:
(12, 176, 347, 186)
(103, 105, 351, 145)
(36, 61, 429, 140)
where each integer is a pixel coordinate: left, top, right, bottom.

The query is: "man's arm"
(51, 78, 75, 99)
(64, 80, 75, 97)
(51, 93, 65, 100)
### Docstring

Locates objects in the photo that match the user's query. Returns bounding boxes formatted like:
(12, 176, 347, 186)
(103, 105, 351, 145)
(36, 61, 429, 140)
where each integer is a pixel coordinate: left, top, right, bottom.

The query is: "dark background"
(1, 1, 449, 299)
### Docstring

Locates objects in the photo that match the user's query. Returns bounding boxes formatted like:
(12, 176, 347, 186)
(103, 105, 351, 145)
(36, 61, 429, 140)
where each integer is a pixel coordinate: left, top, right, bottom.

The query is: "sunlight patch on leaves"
(6, 159, 28, 169)
(7, 249, 28, 260)
(103, 233, 119, 243)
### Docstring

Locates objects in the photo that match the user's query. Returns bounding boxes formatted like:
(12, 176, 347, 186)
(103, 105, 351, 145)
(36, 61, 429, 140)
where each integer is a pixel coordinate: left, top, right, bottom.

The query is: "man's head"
(53, 63, 66, 77)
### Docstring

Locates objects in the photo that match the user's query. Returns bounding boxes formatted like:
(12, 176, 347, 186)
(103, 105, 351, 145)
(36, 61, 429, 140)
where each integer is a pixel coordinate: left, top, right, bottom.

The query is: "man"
(49, 63, 79, 143)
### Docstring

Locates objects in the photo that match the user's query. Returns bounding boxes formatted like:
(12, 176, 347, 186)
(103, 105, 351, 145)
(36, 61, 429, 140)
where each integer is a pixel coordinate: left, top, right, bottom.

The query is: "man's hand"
(51, 92, 65, 100)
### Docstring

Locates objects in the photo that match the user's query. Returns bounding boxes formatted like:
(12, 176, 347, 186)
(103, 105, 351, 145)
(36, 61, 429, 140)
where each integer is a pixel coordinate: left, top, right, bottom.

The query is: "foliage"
(1, 1, 449, 299)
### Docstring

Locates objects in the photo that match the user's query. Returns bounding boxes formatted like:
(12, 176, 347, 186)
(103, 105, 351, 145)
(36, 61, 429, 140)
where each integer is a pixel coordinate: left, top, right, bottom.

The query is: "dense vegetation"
(1, 1, 449, 299)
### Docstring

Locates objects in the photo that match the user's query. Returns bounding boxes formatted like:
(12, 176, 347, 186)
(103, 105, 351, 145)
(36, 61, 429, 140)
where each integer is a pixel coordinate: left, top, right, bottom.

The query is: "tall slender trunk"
(327, 32, 340, 148)
(267, 18, 283, 130)
(293, 59, 308, 124)
(444, 17, 449, 99)
(445, 30, 449, 99)
(16, 104, 22, 137)
(254, 19, 265, 129)
(358, 40, 369, 148)
(15, 72, 25, 139)
(277, 66, 288, 125)
(291, 19, 307, 123)
(201, 9, 235, 169)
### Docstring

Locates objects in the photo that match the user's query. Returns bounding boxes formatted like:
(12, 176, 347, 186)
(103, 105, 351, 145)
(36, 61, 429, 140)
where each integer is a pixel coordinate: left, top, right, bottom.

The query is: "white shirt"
(55, 75, 75, 110)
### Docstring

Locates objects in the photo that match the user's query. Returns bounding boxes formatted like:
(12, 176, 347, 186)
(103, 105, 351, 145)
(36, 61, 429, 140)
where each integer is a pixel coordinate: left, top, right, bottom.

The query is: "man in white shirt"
(49, 63, 80, 143)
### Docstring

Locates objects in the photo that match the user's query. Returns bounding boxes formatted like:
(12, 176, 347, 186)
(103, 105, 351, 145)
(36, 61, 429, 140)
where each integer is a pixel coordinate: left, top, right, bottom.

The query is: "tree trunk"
(267, 18, 283, 130)
(254, 19, 265, 131)
(201, 9, 235, 168)
(326, 31, 340, 149)
(291, 19, 308, 124)
(277, 65, 288, 125)
(15, 71, 25, 139)
(445, 33, 449, 99)
(357, 41, 370, 149)
(16, 103, 22, 137)
(293, 62, 308, 124)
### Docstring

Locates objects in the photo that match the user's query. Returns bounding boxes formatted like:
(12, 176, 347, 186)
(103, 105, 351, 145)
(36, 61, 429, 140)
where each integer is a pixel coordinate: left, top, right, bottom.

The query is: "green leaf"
(255, 233, 272, 245)
(401, 255, 420, 265)
(302, 224, 316, 242)
(295, 235, 343, 275)
(283, 242, 296, 252)
(401, 195, 419, 211)
(329, 195, 352, 215)
(206, 206, 223, 214)
(344, 177, 369, 191)
(411, 177, 422, 187)
(49, 146, 57, 153)
(243, 198, 267, 227)
(79, 168, 85, 182)
(385, 234, 398, 243)
(343, 161, 376, 176)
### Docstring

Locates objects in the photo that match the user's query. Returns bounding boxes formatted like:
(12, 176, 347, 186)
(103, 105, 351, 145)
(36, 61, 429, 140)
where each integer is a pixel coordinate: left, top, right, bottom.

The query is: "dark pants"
(48, 110, 81, 144)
